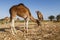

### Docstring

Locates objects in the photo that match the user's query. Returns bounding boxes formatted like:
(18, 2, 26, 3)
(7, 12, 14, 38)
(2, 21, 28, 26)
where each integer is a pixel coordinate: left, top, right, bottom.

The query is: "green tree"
(56, 14, 60, 22)
(48, 15, 55, 21)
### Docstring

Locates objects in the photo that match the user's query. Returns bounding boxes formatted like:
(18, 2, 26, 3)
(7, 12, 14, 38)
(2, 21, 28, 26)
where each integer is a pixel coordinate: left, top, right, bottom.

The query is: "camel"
(36, 11, 43, 21)
(9, 3, 40, 35)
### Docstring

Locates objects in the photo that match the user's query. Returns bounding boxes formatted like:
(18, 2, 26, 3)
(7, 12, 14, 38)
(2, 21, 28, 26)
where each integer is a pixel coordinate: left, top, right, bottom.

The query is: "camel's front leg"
(11, 19, 16, 35)
(25, 18, 29, 33)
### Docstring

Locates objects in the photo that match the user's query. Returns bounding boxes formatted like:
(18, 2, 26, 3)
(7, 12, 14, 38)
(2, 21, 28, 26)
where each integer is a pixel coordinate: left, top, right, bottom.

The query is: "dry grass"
(0, 21, 60, 40)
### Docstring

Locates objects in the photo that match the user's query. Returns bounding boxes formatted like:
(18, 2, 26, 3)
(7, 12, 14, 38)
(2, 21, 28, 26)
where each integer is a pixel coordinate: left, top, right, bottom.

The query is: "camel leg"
(25, 18, 29, 33)
(26, 18, 29, 33)
(11, 18, 16, 35)
(24, 19, 26, 30)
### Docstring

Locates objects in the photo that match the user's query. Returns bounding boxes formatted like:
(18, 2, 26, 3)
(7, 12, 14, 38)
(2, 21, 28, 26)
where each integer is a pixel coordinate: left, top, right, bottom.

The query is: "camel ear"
(36, 11, 40, 14)
(35, 10, 39, 13)
(35, 11, 37, 13)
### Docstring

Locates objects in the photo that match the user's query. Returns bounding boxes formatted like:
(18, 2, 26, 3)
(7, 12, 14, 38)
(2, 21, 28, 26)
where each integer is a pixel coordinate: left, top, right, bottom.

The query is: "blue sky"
(0, 0, 60, 20)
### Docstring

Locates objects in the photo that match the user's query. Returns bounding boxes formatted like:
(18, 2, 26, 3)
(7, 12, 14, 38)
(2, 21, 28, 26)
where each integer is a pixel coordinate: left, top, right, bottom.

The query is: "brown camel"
(9, 3, 40, 35)
(36, 11, 43, 21)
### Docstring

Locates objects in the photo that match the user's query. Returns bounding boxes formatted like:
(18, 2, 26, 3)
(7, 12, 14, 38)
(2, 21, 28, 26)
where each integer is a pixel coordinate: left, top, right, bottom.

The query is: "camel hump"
(18, 3, 24, 6)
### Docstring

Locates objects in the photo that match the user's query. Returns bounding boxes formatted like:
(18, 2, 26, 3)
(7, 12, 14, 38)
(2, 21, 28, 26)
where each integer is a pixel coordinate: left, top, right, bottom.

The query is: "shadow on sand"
(0, 27, 11, 32)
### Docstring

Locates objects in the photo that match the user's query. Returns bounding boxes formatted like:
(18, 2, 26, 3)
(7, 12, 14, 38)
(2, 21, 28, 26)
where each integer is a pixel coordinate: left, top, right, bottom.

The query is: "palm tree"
(48, 15, 55, 21)
(56, 14, 60, 22)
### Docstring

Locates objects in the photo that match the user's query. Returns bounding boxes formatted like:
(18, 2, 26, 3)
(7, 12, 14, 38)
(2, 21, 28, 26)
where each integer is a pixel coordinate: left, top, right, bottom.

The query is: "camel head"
(36, 11, 43, 21)
(35, 11, 44, 26)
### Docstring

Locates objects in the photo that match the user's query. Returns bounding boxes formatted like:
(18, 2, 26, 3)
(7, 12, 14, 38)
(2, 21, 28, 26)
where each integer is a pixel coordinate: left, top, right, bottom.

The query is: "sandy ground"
(0, 22, 60, 40)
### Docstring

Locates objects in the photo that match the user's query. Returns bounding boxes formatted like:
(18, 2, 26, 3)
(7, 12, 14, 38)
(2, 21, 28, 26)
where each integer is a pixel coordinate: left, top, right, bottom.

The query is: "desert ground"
(0, 21, 60, 40)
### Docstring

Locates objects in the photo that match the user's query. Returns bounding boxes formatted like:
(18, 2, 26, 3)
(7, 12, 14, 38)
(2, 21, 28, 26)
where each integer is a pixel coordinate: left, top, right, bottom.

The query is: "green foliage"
(56, 14, 60, 22)
(48, 15, 55, 21)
